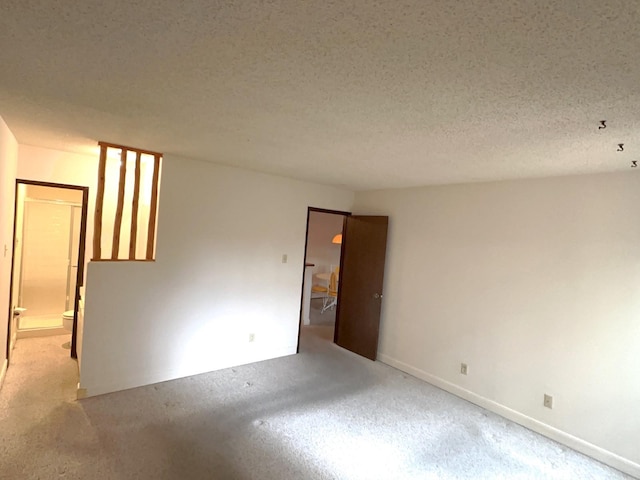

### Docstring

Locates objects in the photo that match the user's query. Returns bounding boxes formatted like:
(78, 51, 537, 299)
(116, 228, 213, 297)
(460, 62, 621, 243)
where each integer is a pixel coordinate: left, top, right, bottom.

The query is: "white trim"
(76, 385, 87, 400)
(377, 353, 640, 479)
(0, 359, 7, 391)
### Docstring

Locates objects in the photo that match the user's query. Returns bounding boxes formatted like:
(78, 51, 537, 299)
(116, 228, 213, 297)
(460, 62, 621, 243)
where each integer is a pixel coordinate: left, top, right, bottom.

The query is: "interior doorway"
(298, 210, 390, 360)
(6, 180, 88, 364)
(297, 207, 349, 351)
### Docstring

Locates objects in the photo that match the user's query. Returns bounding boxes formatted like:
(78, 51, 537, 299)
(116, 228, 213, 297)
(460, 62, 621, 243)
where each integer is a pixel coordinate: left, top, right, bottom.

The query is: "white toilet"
(62, 310, 74, 332)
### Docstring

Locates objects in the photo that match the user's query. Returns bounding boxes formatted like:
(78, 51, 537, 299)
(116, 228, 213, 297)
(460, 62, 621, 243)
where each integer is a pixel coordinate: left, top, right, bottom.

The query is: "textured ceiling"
(1, 1, 639, 190)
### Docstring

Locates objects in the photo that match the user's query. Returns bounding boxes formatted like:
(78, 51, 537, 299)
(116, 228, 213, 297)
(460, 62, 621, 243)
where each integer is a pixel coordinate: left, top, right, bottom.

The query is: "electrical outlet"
(281, 254, 287, 263)
(248, 333, 255, 343)
(460, 363, 468, 375)
(544, 394, 553, 409)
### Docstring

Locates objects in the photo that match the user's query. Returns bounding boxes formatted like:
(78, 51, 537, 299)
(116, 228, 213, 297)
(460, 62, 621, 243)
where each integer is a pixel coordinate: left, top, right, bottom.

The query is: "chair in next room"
(321, 271, 338, 314)
(311, 275, 329, 304)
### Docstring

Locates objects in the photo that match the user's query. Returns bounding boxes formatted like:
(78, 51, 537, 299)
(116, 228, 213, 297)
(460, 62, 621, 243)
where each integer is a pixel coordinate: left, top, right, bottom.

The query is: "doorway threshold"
(17, 327, 68, 339)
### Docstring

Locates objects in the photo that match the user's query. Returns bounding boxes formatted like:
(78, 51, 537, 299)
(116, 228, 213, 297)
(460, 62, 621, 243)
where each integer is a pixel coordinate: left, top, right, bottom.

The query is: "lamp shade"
(332, 234, 342, 244)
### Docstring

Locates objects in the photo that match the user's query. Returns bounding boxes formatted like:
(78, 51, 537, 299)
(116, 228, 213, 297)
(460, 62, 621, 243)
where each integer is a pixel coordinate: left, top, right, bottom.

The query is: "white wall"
(18, 144, 98, 262)
(17, 144, 101, 367)
(80, 154, 354, 396)
(0, 115, 18, 384)
(18, 146, 155, 262)
(305, 211, 344, 274)
(353, 172, 640, 477)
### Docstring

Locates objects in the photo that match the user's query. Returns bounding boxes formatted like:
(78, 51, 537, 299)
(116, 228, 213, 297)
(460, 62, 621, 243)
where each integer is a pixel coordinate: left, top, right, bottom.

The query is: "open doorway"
(298, 209, 390, 360)
(6, 180, 88, 366)
(297, 207, 349, 352)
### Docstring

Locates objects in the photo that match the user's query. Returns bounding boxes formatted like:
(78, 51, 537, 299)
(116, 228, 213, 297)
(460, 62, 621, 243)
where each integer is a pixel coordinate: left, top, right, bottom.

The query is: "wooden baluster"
(112, 148, 128, 259)
(146, 154, 161, 260)
(93, 145, 107, 260)
(129, 151, 142, 259)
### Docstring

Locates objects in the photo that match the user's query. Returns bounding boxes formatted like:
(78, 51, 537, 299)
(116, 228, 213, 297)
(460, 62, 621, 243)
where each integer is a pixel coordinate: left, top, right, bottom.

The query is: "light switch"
(282, 254, 288, 263)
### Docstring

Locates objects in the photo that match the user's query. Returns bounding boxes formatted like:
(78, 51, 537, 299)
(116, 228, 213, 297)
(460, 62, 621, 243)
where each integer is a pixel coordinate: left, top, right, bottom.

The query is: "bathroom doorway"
(7, 180, 88, 362)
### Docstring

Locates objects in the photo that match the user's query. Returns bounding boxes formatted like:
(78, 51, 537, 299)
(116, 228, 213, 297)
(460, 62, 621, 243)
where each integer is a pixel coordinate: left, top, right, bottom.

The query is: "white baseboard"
(377, 353, 640, 480)
(0, 359, 7, 392)
(76, 384, 88, 400)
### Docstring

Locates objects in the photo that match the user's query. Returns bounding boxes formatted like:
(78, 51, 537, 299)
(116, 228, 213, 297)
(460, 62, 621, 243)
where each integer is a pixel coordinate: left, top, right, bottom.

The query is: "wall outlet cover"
(544, 394, 553, 409)
(460, 363, 468, 375)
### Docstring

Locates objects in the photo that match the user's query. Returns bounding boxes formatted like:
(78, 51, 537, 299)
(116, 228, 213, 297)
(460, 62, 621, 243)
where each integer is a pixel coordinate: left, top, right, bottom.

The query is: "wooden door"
(335, 216, 388, 360)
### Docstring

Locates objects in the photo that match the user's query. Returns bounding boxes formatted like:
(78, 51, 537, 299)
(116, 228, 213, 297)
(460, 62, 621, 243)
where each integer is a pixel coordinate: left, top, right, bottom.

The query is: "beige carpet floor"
(0, 333, 633, 480)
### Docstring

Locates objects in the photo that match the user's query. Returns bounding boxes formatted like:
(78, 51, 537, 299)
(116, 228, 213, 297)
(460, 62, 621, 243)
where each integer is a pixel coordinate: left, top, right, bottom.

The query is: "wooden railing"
(93, 142, 162, 261)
